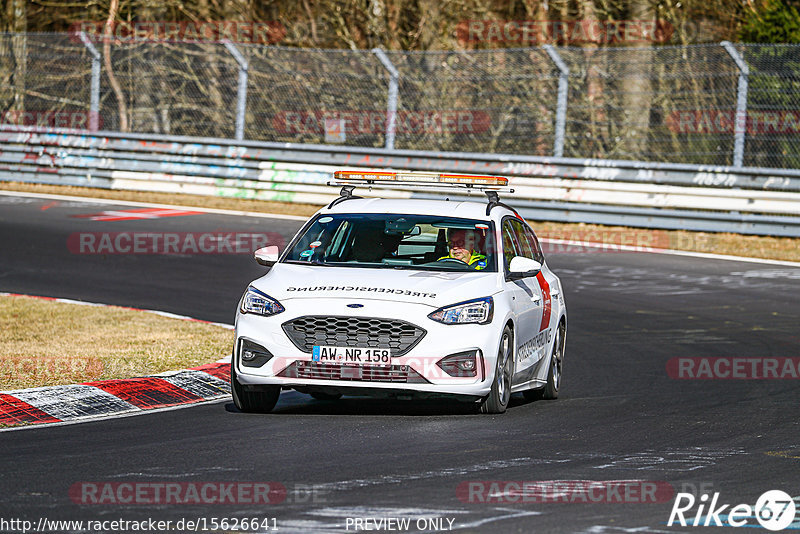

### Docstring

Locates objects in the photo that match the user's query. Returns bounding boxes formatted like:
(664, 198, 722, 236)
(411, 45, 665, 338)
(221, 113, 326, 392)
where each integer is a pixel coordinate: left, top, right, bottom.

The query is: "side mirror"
(508, 256, 542, 278)
(254, 246, 280, 267)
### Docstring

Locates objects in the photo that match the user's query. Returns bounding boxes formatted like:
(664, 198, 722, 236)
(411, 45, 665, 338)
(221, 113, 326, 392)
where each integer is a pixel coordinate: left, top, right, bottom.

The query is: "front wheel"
(231, 363, 281, 413)
(480, 325, 514, 414)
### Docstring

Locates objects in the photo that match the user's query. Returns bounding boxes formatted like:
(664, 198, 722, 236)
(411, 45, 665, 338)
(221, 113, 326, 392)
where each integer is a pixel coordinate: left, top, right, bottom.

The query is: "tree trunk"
(581, 0, 606, 158)
(416, 0, 440, 51)
(103, 0, 129, 132)
(10, 0, 26, 114)
(620, 0, 654, 158)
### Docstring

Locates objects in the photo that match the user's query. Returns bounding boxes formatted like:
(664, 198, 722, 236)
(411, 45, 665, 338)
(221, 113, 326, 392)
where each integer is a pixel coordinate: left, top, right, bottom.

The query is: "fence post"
(223, 41, 249, 141)
(78, 32, 101, 132)
(372, 48, 399, 150)
(543, 44, 569, 158)
(721, 41, 749, 168)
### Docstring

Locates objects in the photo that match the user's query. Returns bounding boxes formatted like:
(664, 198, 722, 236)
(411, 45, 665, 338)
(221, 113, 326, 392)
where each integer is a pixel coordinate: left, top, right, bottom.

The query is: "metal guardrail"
(1, 126, 799, 236)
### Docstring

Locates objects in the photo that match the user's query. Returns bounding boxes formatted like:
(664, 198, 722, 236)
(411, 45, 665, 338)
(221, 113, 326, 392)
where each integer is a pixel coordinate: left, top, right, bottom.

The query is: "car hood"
(252, 263, 501, 308)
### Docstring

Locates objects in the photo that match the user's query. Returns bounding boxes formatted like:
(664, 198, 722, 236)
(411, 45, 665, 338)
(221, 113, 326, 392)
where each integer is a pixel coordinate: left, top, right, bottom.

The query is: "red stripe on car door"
(536, 271, 551, 332)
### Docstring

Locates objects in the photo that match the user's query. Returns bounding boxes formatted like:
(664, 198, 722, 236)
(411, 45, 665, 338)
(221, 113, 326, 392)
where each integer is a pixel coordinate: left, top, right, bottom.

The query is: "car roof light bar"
(332, 170, 509, 189)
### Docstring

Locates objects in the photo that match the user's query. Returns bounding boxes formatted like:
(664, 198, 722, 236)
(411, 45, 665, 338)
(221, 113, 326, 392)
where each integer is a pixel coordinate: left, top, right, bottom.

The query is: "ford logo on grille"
(346, 303, 364, 308)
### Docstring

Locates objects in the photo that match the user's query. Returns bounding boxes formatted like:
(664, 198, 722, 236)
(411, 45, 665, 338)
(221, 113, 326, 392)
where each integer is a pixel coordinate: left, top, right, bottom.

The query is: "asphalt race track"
(1, 192, 799, 533)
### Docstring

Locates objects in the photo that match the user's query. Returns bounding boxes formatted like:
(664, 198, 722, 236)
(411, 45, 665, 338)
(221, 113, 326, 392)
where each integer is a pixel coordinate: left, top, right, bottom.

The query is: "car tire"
(480, 325, 514, 414)
(523, 326, 562, 401)
(310, 392, 342, 401)
(231, 362, 280, 413)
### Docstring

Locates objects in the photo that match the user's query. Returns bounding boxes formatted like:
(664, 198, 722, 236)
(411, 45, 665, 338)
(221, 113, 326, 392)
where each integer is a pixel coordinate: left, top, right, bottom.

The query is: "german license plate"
(311, 346, 391, 366)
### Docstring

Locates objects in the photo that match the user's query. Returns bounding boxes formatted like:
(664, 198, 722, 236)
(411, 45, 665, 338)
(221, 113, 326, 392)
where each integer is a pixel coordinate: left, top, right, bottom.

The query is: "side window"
(526, 227, 545, 264)
(502, 220, 521, 272)
(509, 219, 533, 259)
(508, 219, 544, 264)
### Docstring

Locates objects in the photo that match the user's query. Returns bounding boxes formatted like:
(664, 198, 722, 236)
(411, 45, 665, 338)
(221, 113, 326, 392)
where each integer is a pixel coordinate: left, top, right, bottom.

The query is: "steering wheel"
(436, 257, 469, 265)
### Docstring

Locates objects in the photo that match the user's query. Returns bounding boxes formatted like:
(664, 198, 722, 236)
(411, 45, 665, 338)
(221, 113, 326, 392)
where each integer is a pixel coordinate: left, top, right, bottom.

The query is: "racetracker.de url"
(0, 517, 278, 533)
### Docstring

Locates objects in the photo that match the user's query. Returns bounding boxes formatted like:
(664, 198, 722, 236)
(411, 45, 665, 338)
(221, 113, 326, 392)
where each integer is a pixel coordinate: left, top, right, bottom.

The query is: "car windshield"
(283, 214, 497, 272)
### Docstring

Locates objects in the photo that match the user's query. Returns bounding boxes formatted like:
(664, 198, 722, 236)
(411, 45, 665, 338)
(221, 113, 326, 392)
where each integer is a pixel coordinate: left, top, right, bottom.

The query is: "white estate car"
(232, 171, 567, 414)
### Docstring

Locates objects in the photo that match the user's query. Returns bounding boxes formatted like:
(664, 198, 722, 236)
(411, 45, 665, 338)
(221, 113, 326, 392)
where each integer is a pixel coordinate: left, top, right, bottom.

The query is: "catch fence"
(2, 33, 799, 169)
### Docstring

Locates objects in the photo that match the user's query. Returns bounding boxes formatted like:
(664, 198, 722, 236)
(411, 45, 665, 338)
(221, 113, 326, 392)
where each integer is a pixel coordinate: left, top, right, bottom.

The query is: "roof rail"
(485, 190, 521, 217)
(327, 185, 362, 208)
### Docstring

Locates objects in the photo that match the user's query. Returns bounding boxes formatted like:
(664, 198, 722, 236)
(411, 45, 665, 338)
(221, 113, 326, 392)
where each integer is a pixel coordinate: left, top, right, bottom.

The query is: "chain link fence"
(1, 33, 799, 169)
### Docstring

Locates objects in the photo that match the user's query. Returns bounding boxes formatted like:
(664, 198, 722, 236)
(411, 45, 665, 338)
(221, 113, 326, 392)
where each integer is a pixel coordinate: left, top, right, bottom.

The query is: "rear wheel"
(480, 325, 514, 414)
(231, 363, 280, 413)
(523, 326, 562, 401)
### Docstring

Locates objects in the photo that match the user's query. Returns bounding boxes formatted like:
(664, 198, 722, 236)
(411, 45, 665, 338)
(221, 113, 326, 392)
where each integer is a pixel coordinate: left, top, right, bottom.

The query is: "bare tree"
(620, 0, 654, 157)
(104, 0, 129, 131)
(9, 0, 27, 114)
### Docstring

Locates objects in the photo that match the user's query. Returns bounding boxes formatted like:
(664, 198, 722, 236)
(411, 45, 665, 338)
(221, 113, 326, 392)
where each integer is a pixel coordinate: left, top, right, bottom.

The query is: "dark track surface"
(1, 193, 799, 533)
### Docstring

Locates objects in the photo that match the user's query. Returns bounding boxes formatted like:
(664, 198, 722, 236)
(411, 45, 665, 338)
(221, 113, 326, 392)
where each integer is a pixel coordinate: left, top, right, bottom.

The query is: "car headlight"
(240, 286, 284, 316)
(428, 297, 493, 325)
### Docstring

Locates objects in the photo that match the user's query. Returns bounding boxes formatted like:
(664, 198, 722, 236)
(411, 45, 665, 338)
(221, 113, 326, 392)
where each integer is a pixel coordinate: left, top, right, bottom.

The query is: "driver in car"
(438, 228, 487, 270)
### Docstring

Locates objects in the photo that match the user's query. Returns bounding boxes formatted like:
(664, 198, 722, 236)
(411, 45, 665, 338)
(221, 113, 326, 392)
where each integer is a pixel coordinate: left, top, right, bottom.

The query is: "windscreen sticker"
(287, 286, 436, 298)
(309, 241, 322, 248)
(319, 217, 333, 223)
(299, 250, 314, 258)
(408, 272, 466, 280)
(535, 271, 552, 332)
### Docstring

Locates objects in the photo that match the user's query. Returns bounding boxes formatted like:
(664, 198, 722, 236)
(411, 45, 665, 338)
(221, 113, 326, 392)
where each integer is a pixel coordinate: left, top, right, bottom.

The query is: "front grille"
(282, 316, 426, 356)
(277, 361, 427, 383)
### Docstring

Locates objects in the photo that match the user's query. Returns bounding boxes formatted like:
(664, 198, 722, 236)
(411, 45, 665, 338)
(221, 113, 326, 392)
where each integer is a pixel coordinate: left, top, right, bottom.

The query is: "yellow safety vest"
(438, 252, 487, 270)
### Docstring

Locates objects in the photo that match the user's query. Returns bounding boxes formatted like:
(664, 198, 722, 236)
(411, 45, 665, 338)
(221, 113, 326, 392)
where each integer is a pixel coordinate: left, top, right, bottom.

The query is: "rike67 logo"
(668, 490, 797, 531)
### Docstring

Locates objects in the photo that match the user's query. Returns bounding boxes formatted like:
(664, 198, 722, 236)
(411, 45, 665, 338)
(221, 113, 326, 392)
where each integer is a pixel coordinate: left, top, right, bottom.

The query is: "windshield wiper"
(283, 260, 333, 267)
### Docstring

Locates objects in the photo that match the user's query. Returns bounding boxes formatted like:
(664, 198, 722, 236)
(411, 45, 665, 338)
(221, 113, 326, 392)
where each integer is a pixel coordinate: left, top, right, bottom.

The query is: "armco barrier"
(1, 126, 799, 236)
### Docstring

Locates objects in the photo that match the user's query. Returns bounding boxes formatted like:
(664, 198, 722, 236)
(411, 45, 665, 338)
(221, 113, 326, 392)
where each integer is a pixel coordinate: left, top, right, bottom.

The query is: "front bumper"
(234, 298, 503, 397)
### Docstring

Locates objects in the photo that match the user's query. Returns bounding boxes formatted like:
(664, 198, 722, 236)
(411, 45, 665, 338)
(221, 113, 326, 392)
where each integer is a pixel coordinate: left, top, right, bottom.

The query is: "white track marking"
(0, 292, 233, 329)
(0, 189, 309, 221)
(540, 237, 800, 267)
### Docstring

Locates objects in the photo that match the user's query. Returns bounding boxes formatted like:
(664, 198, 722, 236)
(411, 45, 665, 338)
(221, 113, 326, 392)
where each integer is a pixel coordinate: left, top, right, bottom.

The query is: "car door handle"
(531, 294, 541, 303)
(550, 290, 560, 298)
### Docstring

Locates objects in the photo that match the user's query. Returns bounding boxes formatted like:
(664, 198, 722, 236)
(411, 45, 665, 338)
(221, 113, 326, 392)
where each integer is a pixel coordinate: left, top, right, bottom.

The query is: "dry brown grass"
(2, 181, 798, 261)
(0, 295, 232, 391)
